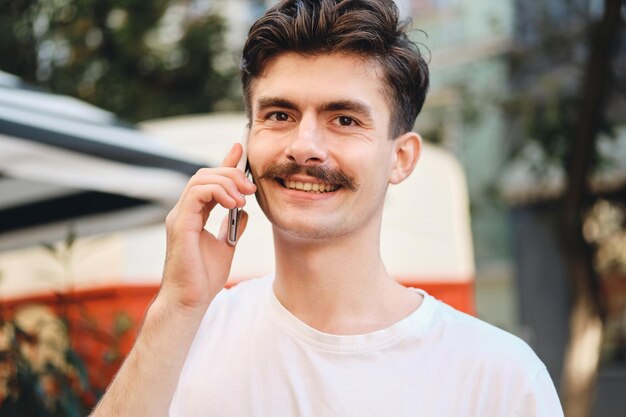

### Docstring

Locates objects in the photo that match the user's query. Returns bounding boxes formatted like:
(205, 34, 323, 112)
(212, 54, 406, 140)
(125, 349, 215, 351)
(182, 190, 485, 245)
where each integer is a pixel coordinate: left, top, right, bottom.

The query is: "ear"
(389, 132, 422, 185)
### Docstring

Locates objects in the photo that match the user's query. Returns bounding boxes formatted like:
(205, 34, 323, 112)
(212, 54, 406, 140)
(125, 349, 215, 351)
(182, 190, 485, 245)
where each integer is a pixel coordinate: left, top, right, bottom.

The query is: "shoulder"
(421, 294, 562, 414)
(423, 293, 546, 378)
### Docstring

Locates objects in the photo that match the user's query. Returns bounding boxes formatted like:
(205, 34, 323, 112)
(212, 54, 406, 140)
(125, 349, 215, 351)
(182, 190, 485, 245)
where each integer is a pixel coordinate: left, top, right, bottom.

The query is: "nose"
(284, 114, 328, 165)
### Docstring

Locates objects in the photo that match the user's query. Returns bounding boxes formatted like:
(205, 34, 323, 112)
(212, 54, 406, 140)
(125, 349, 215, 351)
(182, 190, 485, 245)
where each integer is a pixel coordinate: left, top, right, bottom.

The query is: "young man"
(92, 1, 563, 416)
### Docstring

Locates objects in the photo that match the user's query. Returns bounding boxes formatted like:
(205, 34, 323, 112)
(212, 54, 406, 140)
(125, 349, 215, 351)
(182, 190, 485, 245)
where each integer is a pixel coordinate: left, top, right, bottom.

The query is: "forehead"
(249, 52, 391, 116)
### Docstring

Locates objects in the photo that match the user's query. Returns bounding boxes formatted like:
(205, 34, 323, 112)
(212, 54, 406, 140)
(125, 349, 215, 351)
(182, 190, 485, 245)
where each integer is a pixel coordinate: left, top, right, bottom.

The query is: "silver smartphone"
(227, 131, 249, 246)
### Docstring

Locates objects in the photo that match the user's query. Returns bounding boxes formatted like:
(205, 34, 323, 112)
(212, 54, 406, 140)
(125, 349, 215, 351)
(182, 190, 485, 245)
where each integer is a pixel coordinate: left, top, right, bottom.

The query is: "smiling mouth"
(276, 178, 340, 193)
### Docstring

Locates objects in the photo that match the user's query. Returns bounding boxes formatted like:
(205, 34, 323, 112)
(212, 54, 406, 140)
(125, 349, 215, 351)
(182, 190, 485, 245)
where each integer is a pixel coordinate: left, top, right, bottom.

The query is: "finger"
(195, 174, 248, 207)
(173, 167, 256, 215)
(187, 184, 238, 211)
(172, 185, 238, 233)
(189, 170, 256, 197)
(223, 142, 243, 168)
(172, 183, 233, 223)
(172, 138, 250, 218)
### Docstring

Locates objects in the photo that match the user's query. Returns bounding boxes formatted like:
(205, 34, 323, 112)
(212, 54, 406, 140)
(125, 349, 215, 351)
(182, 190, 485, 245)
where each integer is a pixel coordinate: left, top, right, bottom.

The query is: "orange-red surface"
(2, 279, 474, 391)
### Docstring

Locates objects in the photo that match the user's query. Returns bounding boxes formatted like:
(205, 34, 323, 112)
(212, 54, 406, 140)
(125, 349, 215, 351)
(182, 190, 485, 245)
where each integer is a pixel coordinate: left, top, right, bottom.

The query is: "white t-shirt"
(170, 275, 563, 417)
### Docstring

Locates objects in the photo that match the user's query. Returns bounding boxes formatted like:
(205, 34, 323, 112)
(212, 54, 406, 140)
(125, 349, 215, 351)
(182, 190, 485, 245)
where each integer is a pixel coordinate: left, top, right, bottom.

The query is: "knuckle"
(194, 167, 212, 176)
(224, 178, 239, 194)
(190, 169, 213, 184)
(193, 182, 213, 193)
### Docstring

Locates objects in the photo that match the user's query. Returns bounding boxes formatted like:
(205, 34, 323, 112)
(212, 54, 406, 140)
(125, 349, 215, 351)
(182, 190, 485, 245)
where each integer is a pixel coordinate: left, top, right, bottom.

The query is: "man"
(92, 1, 563, 416)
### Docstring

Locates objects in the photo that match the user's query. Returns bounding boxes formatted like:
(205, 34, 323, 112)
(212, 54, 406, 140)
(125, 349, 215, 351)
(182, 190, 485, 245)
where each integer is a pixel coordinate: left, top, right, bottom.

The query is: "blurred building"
(3, 0, 623, 412)
(501, 0, 626, 414)
(401, 2, 626, 413)
(406, 0, 517, 330)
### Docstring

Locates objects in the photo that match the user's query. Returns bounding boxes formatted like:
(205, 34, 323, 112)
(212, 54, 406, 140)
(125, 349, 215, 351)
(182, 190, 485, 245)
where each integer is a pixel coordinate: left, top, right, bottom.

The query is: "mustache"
(257, 162, 359, 192)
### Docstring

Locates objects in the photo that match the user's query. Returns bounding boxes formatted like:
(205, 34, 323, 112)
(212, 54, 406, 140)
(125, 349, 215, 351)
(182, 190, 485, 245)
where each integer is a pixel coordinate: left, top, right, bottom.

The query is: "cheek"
(246, 140, 267, 178)
(348, 146, 394, 180)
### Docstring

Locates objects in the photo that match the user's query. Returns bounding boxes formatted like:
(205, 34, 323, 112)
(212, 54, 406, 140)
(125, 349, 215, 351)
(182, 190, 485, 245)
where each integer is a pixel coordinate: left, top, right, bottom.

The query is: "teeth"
(285, 180, 338, 193)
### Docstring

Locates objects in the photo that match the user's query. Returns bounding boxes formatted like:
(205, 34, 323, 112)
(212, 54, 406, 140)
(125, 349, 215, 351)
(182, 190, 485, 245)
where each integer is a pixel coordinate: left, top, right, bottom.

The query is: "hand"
(160, 143, 256, 311)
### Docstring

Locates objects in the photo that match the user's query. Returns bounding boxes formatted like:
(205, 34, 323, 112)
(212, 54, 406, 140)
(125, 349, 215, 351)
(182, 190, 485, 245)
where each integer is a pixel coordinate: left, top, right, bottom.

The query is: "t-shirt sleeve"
(511, 367, 564, 417)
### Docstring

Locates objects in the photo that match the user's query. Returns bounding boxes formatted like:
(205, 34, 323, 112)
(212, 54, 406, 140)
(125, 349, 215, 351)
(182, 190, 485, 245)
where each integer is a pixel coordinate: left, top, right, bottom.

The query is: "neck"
(272, 215, 421, 335)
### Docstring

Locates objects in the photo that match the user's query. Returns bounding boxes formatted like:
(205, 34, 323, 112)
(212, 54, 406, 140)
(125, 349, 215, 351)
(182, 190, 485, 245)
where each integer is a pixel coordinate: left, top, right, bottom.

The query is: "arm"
(89, 144, 256, 417)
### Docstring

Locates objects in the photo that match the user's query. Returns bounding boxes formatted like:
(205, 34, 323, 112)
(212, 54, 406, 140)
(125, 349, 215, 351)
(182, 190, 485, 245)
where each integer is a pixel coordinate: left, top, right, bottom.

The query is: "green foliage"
(503, 1, 624, 173)
(0, 0, 240, 122)
(0, 316, 91, 416)
(0, 307, 134, 416)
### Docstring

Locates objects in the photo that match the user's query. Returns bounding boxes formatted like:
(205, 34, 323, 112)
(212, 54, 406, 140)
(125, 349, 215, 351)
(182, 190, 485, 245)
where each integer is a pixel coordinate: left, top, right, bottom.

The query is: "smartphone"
(227, 130, 249, 246)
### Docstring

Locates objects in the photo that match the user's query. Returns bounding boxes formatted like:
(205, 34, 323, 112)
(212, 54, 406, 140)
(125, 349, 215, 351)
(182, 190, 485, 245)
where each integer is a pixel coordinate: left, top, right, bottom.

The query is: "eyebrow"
(256, 97, 299, 113)
(319, 100, 373, 119)
(255, 96, 373, 120)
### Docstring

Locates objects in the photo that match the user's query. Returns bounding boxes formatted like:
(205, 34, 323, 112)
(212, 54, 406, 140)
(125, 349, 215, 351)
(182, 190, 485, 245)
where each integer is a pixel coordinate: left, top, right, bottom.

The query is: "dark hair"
(241, 0, 429, 138)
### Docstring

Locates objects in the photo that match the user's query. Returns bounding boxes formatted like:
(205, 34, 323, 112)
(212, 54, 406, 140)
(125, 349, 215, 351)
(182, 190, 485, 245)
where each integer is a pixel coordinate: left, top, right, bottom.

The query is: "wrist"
(148, 290, 212, 323)
(155, 279, 223, 315)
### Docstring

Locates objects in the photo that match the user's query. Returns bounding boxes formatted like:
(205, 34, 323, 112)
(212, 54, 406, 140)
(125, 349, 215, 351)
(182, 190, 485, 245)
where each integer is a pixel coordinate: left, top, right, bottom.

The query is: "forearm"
(89, 295, 209, 417)
(90, 145, 252, 416)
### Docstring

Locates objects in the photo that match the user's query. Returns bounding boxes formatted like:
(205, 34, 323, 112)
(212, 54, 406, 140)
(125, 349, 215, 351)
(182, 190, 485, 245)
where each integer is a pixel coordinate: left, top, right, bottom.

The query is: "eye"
(267, 112, 291, 122)
(334, 116, 357, 127)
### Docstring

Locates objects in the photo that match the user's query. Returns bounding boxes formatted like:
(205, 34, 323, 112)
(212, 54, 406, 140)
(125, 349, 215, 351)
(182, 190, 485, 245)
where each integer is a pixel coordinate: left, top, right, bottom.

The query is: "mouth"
(258, 162, 358, 193)
(276, 178, 340, 193)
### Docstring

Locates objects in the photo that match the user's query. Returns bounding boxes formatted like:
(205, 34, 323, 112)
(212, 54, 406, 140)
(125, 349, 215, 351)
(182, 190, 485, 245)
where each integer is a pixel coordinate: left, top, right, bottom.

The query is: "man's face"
(247, 52, 400, 241)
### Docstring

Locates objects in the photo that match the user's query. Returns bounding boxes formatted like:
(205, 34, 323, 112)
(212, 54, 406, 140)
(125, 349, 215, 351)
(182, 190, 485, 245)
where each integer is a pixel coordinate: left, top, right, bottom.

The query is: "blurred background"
(0, 0, 624, 416)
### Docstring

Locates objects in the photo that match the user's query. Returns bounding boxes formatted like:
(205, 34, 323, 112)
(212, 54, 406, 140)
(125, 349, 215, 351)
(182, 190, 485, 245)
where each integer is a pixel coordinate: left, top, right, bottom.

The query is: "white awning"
(0, 71, 205, 251)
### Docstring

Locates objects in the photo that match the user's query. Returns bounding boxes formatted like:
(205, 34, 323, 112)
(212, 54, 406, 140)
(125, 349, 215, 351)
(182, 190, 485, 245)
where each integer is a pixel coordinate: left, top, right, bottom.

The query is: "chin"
(271, 217, 345, 242)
